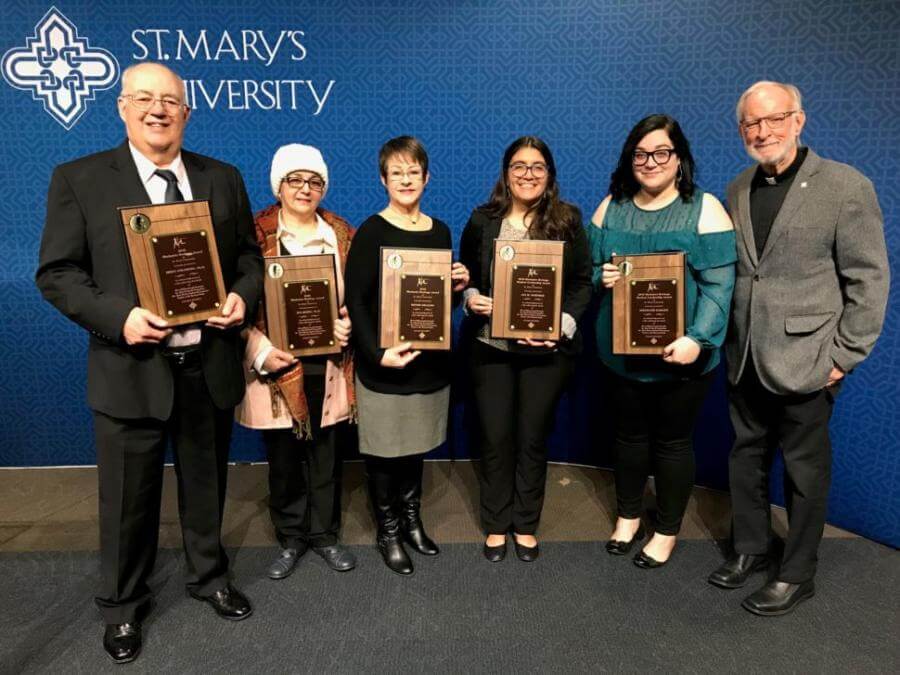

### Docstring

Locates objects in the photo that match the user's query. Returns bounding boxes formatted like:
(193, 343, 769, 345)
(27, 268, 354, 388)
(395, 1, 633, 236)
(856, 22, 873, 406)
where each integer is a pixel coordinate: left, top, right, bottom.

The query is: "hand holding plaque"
(611, 251, 686, 355)
(119, 200, 227, 326)
(379, 247, 452, 351)
(264, 254, 342, 357)
(490, 239, 564, 341)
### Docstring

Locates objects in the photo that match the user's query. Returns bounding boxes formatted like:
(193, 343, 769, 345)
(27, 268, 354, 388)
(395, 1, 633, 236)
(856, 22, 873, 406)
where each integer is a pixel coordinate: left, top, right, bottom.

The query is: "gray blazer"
(725, 148, 889, 395)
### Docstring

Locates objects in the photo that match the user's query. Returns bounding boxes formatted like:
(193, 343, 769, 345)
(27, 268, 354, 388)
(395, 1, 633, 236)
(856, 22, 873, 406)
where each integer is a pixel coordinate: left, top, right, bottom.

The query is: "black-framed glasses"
(632, 149, 675, 166)
(120, 93, 186, 113)
(740, 110, 798, 133)
(283, 175, 325, 192)
(509, 162, 548, 179)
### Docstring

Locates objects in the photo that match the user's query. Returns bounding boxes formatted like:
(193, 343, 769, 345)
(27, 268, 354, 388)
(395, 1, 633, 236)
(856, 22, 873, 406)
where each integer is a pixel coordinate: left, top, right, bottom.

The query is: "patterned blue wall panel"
(0, 1, 897, 546)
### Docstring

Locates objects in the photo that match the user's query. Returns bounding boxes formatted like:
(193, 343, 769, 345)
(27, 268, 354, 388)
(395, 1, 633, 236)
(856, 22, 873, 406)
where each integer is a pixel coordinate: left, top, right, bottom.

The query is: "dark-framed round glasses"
(632, 149, 675, 166)
(283, 175, 325, 192)
(509, 162, 548, 179)
(121, 93, 186, 113)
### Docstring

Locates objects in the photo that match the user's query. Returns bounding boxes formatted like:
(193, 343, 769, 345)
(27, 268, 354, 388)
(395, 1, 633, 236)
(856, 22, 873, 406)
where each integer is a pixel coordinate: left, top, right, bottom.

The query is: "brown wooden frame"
(119, 200, 226, 326)
(379, 247, 452, 351)
(611, 251, 686, 355)
(264, 253, 341, 357)
(490, 239, 564, 341)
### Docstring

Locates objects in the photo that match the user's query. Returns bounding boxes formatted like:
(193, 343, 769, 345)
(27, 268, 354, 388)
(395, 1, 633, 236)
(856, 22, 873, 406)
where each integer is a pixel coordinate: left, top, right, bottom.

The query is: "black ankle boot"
(367, 464, 414, 575)
(398, 458, 439, 556)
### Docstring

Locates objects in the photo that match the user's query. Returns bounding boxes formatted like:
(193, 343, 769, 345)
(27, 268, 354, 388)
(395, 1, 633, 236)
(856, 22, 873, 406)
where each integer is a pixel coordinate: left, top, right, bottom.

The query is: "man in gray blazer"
(708, 81, 889, 615)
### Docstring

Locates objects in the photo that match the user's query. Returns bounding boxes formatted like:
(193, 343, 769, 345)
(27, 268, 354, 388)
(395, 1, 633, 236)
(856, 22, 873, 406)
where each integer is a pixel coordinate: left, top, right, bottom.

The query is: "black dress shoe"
(742, 579, 815, 616)
(483, 538, 507, 563)
(377, 533, 414, 575)
(103, 622, 141, 664)
(708, 553, 769, 589)
(312, 544, 357, 572)
(513, 539, 540, 562)
(267, 547, 305, 580)
(606, 524, 646, 556)
(633, 549, 668, 569)
(193, 583, 253, 621)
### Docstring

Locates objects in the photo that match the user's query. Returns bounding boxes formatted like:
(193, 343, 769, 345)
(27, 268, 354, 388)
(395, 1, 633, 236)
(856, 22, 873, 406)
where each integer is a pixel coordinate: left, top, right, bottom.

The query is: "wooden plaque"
(612, 251, 686, 355)
(379, 247, 452, 351)
(119, 200, 226, 326)
(264, 254, 341, 357)
(490, 239, 564, 340)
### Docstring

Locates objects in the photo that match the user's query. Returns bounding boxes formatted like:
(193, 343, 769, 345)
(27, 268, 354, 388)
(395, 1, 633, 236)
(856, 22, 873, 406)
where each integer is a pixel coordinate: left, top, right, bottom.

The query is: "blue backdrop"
(1, 1, 897, 547)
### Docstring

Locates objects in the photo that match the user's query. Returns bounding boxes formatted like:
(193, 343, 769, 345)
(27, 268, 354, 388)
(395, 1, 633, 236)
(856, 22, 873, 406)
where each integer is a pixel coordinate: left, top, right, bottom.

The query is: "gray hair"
(119, 62, 184, 96)
(735, 81, 803, 123)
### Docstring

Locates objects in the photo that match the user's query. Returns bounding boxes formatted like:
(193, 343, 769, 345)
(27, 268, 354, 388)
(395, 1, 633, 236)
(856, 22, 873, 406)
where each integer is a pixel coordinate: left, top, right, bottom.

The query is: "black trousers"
(470, 340, 574, 535)
(607, 369, 714, 535)
(93, 354, 232, 624)
(263, 373, 342, 549)
(728, 359, 837, 583)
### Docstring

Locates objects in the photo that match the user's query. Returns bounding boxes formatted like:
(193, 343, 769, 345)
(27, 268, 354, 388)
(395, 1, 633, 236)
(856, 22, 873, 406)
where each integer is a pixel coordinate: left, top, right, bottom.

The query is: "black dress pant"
(264, 373, 342, 549)
(728, 359, 837, 583)
(93, 353, 232, 624)
(607, 369, 714, 535)
(470, 340, 574, 535)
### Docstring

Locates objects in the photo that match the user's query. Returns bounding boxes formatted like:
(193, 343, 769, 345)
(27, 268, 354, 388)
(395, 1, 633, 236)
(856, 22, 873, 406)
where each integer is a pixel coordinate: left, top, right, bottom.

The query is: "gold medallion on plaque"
(129, 213, 151, 234)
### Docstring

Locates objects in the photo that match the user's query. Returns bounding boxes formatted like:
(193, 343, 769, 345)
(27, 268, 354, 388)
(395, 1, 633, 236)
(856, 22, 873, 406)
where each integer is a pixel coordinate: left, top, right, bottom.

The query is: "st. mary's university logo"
(2, 6, 119, 130)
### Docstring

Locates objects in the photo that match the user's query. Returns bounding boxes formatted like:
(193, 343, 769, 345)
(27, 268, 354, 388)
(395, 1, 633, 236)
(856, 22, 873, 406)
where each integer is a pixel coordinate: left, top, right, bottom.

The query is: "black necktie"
(154, 169, 184, 203)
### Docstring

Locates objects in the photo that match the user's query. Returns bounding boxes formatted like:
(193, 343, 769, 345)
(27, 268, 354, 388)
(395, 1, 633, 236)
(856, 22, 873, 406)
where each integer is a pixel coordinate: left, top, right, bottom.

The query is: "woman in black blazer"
(459, 136, 592, 562)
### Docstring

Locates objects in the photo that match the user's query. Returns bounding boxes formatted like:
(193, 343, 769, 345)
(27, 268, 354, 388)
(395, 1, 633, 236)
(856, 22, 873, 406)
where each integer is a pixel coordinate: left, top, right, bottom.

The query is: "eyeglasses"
(632, 149, 675, 166)
(386, 168, 425, 182)
(121, 93, 186, 113)
(509, 162, 548, 179)
(740, 111, 798, 133)
(283, 175, 326, 192)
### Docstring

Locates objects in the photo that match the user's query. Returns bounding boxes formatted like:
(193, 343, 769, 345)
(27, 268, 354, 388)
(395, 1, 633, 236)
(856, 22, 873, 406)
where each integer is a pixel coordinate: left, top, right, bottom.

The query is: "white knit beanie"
(270, 144, 329, 197)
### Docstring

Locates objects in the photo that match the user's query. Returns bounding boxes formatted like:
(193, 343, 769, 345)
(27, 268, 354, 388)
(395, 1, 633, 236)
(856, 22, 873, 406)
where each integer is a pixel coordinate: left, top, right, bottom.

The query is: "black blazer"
(36, 141, 263, 420)
(458, 206, 592, 355)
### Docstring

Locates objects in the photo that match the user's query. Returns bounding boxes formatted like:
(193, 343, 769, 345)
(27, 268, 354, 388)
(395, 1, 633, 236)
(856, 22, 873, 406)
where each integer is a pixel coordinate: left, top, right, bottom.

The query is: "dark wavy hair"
(481, 136, 580, 241)
(608, 114, 696, 202)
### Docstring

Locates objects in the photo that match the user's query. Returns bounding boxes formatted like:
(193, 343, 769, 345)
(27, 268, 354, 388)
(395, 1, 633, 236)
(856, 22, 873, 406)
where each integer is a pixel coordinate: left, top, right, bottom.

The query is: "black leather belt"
(161, 346, 201, 367)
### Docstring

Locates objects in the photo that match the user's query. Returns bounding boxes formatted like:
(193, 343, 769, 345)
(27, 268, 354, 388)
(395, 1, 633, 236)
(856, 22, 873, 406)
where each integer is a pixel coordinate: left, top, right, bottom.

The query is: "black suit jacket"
(36, 141, 263, 420)
(458, 206, 592, 355)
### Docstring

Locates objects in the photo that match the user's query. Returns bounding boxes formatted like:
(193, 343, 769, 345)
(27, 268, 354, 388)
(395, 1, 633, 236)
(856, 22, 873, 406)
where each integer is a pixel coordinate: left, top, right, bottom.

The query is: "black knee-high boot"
(365, 457, 413, 575)
(398, 456, 439, 556)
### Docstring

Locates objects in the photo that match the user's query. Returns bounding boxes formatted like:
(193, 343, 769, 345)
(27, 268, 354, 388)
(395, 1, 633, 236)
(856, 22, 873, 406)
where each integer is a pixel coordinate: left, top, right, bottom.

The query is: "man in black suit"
(36, 62, 262, 663)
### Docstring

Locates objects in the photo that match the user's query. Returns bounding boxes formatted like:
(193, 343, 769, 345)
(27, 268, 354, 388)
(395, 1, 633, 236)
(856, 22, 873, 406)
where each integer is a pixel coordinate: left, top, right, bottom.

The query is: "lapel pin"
(800, 181, 808, 188)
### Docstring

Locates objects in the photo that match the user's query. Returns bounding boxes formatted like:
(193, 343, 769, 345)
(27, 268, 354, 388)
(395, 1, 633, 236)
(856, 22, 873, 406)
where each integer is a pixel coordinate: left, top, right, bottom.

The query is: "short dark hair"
(378, 136, 429, 178)
(608, 114, 697, 202)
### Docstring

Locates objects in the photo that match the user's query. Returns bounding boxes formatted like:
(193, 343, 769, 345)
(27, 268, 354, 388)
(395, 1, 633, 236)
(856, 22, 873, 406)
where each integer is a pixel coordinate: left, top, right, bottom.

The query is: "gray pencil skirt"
(355, 375, 450, 458)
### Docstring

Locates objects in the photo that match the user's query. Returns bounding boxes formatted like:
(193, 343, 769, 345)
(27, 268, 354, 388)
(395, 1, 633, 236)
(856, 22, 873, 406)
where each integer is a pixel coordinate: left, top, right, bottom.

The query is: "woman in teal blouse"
(589, 114, 736, 568)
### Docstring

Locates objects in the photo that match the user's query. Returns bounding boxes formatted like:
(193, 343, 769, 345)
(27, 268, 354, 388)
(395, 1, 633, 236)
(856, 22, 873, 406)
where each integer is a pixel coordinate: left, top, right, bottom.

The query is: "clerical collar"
(757, 146, 808, 186)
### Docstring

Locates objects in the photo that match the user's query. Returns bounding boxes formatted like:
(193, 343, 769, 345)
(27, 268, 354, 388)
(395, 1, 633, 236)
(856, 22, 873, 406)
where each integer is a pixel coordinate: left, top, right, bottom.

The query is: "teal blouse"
(588, 191, 736, 382)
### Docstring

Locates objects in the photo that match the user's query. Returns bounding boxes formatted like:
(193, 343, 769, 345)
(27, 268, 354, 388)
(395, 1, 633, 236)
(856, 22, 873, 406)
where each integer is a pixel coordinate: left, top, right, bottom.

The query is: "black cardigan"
(458, 206, 592, 356)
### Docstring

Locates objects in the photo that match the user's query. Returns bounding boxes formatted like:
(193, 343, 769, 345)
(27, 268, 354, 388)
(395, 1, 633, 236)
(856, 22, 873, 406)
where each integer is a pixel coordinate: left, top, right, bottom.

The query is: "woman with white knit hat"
(236, 143, 358, 580)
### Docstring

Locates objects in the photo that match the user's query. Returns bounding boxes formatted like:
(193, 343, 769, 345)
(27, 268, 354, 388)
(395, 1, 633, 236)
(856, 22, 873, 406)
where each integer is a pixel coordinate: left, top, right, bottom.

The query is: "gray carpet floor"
(1, 540, 897, 674)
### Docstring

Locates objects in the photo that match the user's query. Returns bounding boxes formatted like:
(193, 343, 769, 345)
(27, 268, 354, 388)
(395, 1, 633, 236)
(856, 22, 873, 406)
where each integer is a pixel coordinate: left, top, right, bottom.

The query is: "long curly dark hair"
(608, 114, 697, 203)
(481, 136, 580, 241)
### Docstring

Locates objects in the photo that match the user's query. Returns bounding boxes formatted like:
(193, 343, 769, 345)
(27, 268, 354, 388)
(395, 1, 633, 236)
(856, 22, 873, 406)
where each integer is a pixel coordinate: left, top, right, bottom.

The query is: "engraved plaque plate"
(152, 231, 220, 317)
(508, 265, 556, 332)
(283, 279, 335, 351)
(629, 279, 678, 347)
(398, 274, 445, 342)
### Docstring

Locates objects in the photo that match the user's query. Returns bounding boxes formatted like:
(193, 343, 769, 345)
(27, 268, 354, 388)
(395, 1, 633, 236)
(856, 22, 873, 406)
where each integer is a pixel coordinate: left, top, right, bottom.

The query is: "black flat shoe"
(606, 524, 646, 556)
(103, 622, 141, 664)
(741, 580, 815, 616)
(483, 539, 507, 563)
(513, 540, 540, 562)
(312, 544, 357, 572)
(708, 553, 769, 589)
(633, 549, 668, 569)
(192, 583, 253, 621)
